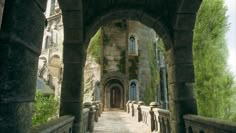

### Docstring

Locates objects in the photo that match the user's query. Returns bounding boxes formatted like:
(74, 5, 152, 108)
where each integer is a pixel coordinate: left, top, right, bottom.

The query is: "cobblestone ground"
(94, 110, 151, 133)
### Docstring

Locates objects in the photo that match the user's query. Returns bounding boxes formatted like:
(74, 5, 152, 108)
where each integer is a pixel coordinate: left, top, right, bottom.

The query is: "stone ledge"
(31, 115, 75, 133)
(184, 114, 236, 132)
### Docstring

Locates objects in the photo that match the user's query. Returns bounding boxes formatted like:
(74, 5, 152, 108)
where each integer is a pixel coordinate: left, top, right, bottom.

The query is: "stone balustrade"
(31, 115, 74, 133)
(184, 114, 236, 133)
(81, 107, 90, 133)
(158, 109, 171, 133)
(31, 101, 102, 133)
(127, 101, 171, 133)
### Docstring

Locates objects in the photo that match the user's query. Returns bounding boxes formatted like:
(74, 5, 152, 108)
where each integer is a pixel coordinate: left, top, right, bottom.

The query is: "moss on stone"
(144, 41, 160, 104)
(87, 28, 102, 64)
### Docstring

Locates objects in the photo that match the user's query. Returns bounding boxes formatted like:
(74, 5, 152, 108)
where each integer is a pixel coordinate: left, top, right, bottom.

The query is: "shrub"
(32, 92, 59, 126)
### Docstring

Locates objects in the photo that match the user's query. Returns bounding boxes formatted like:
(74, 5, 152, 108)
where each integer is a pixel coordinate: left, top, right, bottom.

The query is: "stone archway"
(59, 0, 201, 132)
(58, 0, 202, 131)
(101, 72, 128, 110)
(0, 0, 202, 132)
(108, 84, 123, 109)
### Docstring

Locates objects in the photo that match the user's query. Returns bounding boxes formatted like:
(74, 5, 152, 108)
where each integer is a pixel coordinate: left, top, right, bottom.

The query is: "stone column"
(167, 43, 197, 133)
(84, 102, 96, 132)
(60, 43, 86, 133)
(149, 102, 158, 132)
(160, 64, 168, 109)
(0, 0, 47, 132)
(92, 101, 99, 122)
(137, 101, 144, 122)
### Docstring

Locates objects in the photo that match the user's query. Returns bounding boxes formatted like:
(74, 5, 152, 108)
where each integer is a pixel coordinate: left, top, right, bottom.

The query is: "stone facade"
(101, 20, 165, 110)
(37, 0, 63, 97)
(38, 0, 101, 99)
(37, 1, 165, 105)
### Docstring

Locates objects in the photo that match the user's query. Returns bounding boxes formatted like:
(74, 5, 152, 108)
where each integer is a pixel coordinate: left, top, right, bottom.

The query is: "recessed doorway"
(110, 87, 121, 108)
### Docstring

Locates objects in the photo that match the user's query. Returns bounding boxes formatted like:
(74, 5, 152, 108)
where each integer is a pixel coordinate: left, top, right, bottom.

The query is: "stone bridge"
(1, 0, 236, 133)
(31, 101, 236, 133)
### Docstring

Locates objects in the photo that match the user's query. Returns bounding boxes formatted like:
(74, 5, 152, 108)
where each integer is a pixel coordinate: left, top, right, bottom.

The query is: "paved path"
(94, 110, 150, 133)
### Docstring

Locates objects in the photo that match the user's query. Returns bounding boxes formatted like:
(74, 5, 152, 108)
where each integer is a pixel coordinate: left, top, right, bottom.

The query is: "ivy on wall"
(144, 41, 160, 104)
(87, 28, 102, 64)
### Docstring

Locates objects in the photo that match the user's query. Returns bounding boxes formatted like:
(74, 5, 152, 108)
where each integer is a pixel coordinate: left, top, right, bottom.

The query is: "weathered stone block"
(168, 82, 196, 101)
(1, 0, 46, 53)
(174, 14, 196, 30)
(60, 102, 82, 123)
(63, 44, 85, 63)
(174, 30, 193, 48)
(166, 47, 194, 66)
(58, 0, 82, 10)
(64, 28, 84, 44)
(177, 0, 202, 13)
(167, 64, 195, 83)
(62, 10, 83, 29)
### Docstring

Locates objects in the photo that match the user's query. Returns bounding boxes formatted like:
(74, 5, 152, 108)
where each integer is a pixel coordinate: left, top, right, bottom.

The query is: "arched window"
(129, 36, 137, 55)
(129, 82, 136, 100)
(45, 36, 49, 49)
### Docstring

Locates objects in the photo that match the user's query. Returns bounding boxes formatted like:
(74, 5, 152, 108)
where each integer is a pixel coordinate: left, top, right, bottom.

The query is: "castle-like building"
(37, 0, 168, 109)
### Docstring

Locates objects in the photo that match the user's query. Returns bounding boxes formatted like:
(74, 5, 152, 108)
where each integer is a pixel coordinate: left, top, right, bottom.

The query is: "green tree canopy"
(193, 0, 235, 120)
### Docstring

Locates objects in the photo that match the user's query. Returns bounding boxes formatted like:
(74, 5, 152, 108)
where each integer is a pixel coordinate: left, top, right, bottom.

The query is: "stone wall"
(128, 21, 157, 100)
(102, 20, 128, 74)
(101, 20, 158, 102)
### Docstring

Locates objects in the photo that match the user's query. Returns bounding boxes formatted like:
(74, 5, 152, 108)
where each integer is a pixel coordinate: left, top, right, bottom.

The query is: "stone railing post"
(131, 101, 137, 117)
(164, 119, 170, 133)
(92, 101, 99, 122)
(96, 101, 101, 117)
(149, 102, 158, 132)
(84, 102, 95, 132)
(126, 100, 131, 113)
(138, 101, 145, 122)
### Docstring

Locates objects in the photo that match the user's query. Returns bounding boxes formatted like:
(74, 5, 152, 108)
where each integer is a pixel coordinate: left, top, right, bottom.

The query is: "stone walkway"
(94, 110, 150, 133)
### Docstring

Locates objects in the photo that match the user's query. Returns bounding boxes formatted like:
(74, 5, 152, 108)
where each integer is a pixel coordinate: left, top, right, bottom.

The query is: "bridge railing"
(184, 114, 236, 133)
(31, 101, 102, 133)
(127, 101, 236, 133)
(127, 101, 171, 133)
(31, 115, 74, 133)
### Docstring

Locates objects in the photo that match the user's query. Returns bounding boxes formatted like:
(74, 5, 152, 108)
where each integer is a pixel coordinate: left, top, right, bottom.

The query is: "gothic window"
(129, 82, 136, 100)
(45, 36, 50, 49)
(129, 36, 138, 55)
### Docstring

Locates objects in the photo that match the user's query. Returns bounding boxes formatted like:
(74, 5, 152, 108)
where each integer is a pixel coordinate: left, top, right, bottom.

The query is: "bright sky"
(225, 0, 236, 76)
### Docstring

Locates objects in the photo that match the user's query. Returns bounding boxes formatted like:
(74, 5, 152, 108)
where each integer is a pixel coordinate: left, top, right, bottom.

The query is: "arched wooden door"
(110, 87, 121, 108)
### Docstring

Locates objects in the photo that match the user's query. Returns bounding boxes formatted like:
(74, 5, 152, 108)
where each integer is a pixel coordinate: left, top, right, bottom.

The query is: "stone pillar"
(126, 100, 131, 113)
(60, 44, 86, 133)
(137, 101, 144, 122)
(96, 101, 101, 117)
(161, 66, 168, 109)
(167, 44, 197, 133)
(131, 101, 137, 117)
(0, 0, 47, 132)
(84, 102, 95, 132)
(149, 102, 158, 132)
(92, 101, 99, 122)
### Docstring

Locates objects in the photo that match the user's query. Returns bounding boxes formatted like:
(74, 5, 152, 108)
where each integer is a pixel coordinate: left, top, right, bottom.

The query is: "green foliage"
(119, 51, 126, 73)
(193, 0, 235, 120)
(144, 41, 160, 104)
(87, 29, 102, 64)
(128, 56, 139, 79)
(32, 92, 59, 126)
